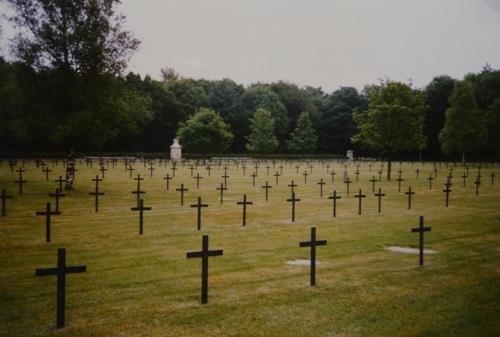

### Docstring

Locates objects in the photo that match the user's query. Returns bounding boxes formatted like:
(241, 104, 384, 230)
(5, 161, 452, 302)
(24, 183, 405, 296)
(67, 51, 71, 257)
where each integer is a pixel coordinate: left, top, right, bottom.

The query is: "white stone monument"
(170, 138, 182, 161)
(346, 150, 354, 161)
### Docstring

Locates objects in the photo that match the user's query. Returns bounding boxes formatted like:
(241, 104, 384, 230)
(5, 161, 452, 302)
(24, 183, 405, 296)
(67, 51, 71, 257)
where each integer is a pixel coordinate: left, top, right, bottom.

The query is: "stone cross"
(35, 248, 86, 328)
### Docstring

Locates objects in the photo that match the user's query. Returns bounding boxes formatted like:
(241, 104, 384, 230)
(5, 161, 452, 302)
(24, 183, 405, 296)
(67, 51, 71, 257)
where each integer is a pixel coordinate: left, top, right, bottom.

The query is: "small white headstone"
(170, 138, 182, 161)
(347, 150, 354, 161)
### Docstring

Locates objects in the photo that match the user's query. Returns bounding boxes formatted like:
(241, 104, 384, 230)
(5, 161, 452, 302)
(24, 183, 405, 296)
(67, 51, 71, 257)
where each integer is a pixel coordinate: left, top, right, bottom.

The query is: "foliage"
(176, 108, 233, 153)
(245, 108, 279, 154)
(287, 111, 318, 153)
(439, 81, 487, 161)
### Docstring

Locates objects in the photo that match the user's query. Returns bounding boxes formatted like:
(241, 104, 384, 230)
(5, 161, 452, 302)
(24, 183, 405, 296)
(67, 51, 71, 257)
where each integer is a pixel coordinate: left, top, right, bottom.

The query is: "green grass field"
(1, 159, 499, 337)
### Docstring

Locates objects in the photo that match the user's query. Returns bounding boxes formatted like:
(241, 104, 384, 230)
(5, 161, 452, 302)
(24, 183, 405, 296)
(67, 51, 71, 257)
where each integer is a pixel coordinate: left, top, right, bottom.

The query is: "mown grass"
(0, 159, 499, 337)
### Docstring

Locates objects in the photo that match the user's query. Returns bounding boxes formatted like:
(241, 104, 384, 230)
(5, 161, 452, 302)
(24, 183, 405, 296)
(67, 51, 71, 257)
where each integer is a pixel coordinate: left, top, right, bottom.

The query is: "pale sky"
(2, 0, 500, 92)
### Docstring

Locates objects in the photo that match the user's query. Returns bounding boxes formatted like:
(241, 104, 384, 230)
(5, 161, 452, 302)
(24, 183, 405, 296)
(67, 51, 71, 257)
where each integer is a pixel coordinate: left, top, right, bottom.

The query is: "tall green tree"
(287, 111, 318, 153)
(245, 108, 278, 154)
(352, 81, 427, 180)
(177, 108, 233, 153)
(439, 80, 487, 163)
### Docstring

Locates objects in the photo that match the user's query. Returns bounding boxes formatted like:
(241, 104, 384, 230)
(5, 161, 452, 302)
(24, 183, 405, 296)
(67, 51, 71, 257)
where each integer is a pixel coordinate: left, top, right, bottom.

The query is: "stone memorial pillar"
(347, 150, 354, 161)
(170, 138, 182, 162)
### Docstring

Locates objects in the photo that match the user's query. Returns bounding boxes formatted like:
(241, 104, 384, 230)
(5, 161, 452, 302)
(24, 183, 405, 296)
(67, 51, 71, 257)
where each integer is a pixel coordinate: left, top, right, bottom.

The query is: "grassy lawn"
(0, 159, 499, 337)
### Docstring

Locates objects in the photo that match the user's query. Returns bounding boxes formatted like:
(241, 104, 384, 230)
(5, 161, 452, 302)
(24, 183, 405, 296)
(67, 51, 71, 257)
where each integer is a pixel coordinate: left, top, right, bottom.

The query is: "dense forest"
(1, 0, 499, 160)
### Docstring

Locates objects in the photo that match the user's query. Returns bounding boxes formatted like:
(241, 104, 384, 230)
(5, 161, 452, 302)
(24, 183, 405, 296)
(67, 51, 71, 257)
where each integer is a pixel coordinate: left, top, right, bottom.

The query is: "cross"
(36, 202, 60, 242)
(54, 176, 67, 191)
(176, 184, 189, 206)
(329, 170, 336, 183)
(191, 197, 208, 230)
(443, 182, 452, 207)
(171, 165, 177, 177)
(262, 181, 272, 201)
(288, 180, 298, 194)
(396, 175, 404, 192)
(1, 189, 13, 216)
(254, 163, 259, 175)
(286, 192, 301, 222)
(274, 171, 281, 185)
(89, 175, 104, 212)
(14, 167, 27, 195)
(251, 172, 257, 187)
(299, 227, 327, 286)
(279, 165, 284, 175)
(345, 177, 352, 195)
(206, 165, 211, 176)
(131, 174, 146, 207)
(149, 163, 155, 177)
(237, 194, 253, 226)
(221, 173, 230, 189)
(42, 166, 52, 180)
(369, 176, 378, 192)
(295, 165, 300, 174)
(491, 172, 495, 185)
(302, 171, 309, 184)
(189, 165, 195, 177)
(127, 165, 135, 178)
(194, 173, 203, 189)
(131, 199, 152, 234)
(354, 189, 366, 215)
(462, 172, 467, 187)
(368, 163, 372, 172)
(434, 166, 438, 178)
(416, 168, 420, 180)
(163, 174, 173, 190)
(49, 188, 66, 213)
(377, 169, 382, 182)
(186, 235, 223, 304)
(242, 165, 246, 176)
(427, 175, 434, 190)
(374, 187, 385, 213)
(317, 178, 326, 197)
(328, 190, 341, 217)
(216, 183, 227, 204)
(99, 165, 107, 179)
(265, 165, 270, 175)
(474, 176, 481, 196)
(35, 248, 86, 328)
(405, 186, 415, 210)
(411, 216, 431, 266)
(355, 169, 360, 182)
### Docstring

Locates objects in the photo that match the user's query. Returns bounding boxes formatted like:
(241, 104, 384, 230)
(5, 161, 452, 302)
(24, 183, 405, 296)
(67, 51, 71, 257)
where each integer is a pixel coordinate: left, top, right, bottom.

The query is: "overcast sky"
(2, 0, 500, 92)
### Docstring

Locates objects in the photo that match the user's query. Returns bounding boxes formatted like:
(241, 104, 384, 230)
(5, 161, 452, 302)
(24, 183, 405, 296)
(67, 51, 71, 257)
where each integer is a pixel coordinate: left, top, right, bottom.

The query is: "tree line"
(1, 0, 499, 161)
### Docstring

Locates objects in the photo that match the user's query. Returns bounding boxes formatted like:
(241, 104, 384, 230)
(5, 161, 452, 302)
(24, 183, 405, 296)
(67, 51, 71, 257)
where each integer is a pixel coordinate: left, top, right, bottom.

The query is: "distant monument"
(170, 138, 182, 161)
(346, 150, 354, 161)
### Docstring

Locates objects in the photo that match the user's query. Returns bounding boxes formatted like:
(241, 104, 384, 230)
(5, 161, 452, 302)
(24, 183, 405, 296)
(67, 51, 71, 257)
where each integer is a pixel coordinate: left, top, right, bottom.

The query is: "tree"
(352, 81, 427, 180)
(424, 75, 455, 158)
(177, 108, 233, 153)
(439, 81, 487, 163)
(317, 87, 367, 153)
(245, 108, 278, 153)
(287, 111, 318, 153)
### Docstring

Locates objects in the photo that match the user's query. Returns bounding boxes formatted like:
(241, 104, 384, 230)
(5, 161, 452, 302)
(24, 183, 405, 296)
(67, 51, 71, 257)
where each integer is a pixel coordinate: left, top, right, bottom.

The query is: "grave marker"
(49, 188, 66, 213)
(286, 192, 301, 222)
(89, 175, 104, 212)
(194, 173, 203, 189)
(443, 182, 452, 207)
(374, 188, 385, 213)
(36, 202, 60, 242)
(405, 186, 415, 210)
(54, 176, 67, 192)
(216, 183, 227, 204)
(42, 166, 52, 180)
(411, 216, 431, 266)
(14, 168, 27, 195)
(163, 174, 173, 191)
(176, 184, 189, 206)
(354, 189, 366, 215)
(262, 181, 272, 201)
(328, 190, 341, 217)
(299, 227, 327, 286)
(191, 197, 208, 231)
(1, 189, 13, 216)
(237, 194, 253, 226)
(317, 178, 326, 197)
(131, 199, 152, 234)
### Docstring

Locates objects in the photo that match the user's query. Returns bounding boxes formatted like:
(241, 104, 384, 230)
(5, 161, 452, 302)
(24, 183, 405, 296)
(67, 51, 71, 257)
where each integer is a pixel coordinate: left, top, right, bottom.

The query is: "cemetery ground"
(0, 159, 499, 337)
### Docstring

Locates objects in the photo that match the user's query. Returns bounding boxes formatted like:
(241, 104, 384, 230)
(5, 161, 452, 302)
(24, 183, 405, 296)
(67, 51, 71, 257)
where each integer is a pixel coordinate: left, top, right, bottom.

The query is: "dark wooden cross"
(328, 190, 341, 217)
(131, 199, 152, 234)
(89, 175, 104, 212)
(254, 163, 259, 175)
(288, 180, 298, 194)
(377, 169, 382, 181)
(14, 167, 27, 195)
(317, 178, 326, 197)
(443, 182, 452, 207)
(216, 183, 227, 204)
(295, 165, 300, 174)
(474, 176, 481, 196)
(49, 188, 66, 213)
(99, 165, 107, 179)
(262, 181, 272, 201)
(354, 189, 366, 215)
(302, 171, 309, 184)
(251, 172, 258, 187)
(36, 202, 60, 242)
(405, 186, 415, 210)
(330, 170, 336, 183)
(242, 165, 246, 176)
(221, 172, 230, 189)
(411, 216, 431, 266)
(462, 172, 467, 187)
(35, 248, 86, 328)
(427, 175, 434, 190)
(206, 165, 211, 176)
(355, 169, 360, 182)
(274, 171, 281, 185)
(1, 189, 13, 216)
(374, 187, 385, 213)
(279, 165, 284, 175)
(127, 165, 135, 178)
(54, 176, 67, 191)
(396, 175, 404, 192)
(491, 172, 495, 186)
(149, 163, 155, 177)
(191, 197, 208, 231)
(163, 174, 172, 191)
(42, 166, 52, 180)
(171, 165, 177, 177)
(433, 166, 438, 178)
(265, 165, 270, 175)
(131, 174, 146, 207)
(186, 235, 223, 304)
(299, 227, 327, 286)
(286, 192, 301, 222)
(176, 184, 189, 206)
(416, 168, 420, 180)
(189, 165, 195, 177)
(345, 177, 352, 195)
(194, 173, 203, 189)
(369, 176, 377, 192)
(237, 194, 253, 226)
